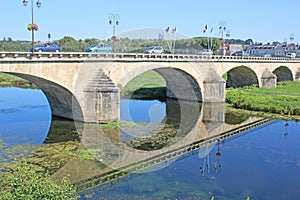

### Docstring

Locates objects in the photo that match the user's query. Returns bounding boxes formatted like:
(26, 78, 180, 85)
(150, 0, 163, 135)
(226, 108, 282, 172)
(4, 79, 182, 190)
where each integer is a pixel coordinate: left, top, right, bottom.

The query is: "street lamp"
(219, 21, 227, 56)
(23, 0, 42, 55)
(108, 13, 119, 41)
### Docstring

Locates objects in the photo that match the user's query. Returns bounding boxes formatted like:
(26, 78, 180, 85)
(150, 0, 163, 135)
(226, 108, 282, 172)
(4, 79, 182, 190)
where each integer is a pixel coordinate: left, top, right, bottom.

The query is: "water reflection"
(76, 99, 269, 191)
(199, 140, 222, 177)
(119, 99, 201, 150)
(80, 121, 300, 199)
(0, 88, 51, 146)
(2, 88, 300, 199)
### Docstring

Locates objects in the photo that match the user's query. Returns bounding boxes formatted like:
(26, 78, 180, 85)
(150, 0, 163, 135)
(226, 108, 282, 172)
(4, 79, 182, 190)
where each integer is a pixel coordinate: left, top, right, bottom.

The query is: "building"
(245, 43, 298, 57)
(226, 44, 245, 56)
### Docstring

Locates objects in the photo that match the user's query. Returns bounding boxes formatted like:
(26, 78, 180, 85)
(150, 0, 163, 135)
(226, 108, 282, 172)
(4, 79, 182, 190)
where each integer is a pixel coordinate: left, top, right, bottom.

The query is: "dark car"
(30, 43, 61, 52)
(231, 51, 249, 57)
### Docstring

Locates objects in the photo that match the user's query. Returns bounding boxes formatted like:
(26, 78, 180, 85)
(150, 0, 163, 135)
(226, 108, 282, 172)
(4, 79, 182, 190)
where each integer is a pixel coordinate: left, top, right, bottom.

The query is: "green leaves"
(0, 162, 79, 200)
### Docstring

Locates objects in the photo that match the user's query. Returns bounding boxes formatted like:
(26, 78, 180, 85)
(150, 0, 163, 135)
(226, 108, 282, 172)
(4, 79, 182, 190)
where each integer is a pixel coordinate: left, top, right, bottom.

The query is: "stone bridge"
(0, 52, 299, 123)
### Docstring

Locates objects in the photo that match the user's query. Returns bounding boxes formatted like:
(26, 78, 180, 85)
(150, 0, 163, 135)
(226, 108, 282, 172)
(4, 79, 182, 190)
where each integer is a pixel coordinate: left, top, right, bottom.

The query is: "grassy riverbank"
(0, 73, 36, 88)
(226, 82, 300, 120)
(121, 70, 166, 100)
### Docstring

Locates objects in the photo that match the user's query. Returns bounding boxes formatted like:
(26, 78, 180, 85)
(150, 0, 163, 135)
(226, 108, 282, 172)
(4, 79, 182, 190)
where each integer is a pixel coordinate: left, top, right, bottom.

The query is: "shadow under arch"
(154, 67, 202, 101)
(120, 66, 203, 102)
(225, 66, 259, 88)
(273, 66, 294, 82)
(6, 72, 84, 122)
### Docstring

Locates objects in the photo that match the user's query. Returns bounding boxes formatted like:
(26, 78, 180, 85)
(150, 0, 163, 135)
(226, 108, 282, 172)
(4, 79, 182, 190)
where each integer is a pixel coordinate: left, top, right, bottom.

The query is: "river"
(0, 87, 300, 200)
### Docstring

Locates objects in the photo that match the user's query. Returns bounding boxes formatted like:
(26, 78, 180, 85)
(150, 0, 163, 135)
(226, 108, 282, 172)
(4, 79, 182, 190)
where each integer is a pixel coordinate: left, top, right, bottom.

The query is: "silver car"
(144, 46, 164, 54)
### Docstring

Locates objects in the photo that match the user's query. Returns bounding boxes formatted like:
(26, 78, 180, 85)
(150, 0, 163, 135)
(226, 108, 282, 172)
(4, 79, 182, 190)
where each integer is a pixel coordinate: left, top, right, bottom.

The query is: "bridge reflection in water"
(50, 100, 271, 191)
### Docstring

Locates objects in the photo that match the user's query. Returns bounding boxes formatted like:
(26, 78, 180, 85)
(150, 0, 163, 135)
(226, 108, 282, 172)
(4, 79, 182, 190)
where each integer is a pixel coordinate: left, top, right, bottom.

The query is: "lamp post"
(108, 13, 119, 41)
(219, 21, 227, 56)
(23, 0, 41, 55)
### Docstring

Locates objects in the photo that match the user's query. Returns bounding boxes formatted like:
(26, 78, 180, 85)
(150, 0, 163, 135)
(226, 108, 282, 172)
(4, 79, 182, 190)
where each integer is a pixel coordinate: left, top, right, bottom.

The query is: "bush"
(226, 89, 300, 116)
(0, 162, 79, 200)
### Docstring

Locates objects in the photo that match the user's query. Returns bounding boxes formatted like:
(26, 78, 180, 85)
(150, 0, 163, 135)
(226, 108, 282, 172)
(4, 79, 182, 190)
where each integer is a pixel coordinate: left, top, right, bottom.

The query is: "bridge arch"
(273, 66, 294, 82)
(118, 64, 204, 102)
(1, 72, 84, 122)
(225, 66, 259, 88)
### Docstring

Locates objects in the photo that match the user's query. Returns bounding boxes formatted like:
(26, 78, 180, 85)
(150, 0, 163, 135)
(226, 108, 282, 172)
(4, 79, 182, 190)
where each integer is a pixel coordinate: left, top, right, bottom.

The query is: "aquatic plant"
(0, 161, 79, 199)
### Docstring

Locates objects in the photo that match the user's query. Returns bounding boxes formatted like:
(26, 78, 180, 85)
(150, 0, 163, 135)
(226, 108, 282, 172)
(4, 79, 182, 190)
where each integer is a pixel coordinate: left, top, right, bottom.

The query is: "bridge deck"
(1, 52, 299, 63)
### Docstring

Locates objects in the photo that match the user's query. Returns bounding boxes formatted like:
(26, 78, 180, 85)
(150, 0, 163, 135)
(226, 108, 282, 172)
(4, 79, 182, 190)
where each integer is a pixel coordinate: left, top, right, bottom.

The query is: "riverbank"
(121, 70, 166, 100)
(226, 82, 300, 120)
(0, 73, 36, 88)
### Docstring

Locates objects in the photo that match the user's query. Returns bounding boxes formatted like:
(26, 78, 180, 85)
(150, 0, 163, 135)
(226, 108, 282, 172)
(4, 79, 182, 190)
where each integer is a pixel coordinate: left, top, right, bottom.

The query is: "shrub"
(0, 162, 79, 200)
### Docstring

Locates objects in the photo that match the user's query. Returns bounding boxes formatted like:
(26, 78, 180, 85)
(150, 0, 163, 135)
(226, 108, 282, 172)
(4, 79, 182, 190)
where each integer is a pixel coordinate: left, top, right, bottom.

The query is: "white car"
(196, 49, 213, 55)
(286, 52, 296, 58)
(144, 46, 164, 54)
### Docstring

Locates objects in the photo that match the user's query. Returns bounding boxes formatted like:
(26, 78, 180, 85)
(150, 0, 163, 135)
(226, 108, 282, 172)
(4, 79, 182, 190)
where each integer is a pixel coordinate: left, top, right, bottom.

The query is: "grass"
(0, 72, 36, 88)
(237, 82, 300, 97)
(226, 81, 300, 119)
(124, 70, 166, 90)
(121, 70, 166, 99)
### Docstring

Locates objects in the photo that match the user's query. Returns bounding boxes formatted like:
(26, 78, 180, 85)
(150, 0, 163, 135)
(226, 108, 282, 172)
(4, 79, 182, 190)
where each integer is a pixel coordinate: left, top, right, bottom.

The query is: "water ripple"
(0, 108, 20, 114)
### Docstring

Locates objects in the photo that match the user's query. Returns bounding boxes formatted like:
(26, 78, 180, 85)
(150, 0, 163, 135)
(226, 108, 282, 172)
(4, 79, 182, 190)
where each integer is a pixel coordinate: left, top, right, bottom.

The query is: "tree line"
(0, 36, 253, 53)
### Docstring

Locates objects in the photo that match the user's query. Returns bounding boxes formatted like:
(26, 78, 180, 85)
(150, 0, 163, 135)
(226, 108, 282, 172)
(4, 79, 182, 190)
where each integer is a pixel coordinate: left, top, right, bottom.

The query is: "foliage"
(226, 82, 300, 116)
(0, 40, 31, 52)
(0, 36, 223, 53)
(0, 72, 37, 88)
(0, 161, 79, 200)
(226, 38, 253, 45)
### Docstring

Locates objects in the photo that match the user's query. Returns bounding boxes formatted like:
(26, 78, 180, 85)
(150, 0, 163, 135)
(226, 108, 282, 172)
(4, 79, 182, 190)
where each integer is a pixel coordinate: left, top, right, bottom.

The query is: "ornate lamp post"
(108, 13, 119, 41)
(219, 21, 227, 56)
(23, 0, 42, 55)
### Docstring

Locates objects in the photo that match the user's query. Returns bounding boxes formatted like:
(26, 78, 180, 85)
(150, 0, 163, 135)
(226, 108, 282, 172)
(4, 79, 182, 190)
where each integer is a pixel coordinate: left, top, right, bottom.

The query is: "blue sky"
(1, 0, 299, 43)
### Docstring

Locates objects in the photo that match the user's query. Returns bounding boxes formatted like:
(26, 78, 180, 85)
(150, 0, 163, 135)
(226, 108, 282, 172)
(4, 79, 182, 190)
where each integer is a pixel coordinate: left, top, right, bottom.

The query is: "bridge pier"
(82, 68, 120, 123)
(261, 69, 277, 88)
(203, 69, 226, 103)
(84, 89, 120, 123)
(296, 67, 300, 81)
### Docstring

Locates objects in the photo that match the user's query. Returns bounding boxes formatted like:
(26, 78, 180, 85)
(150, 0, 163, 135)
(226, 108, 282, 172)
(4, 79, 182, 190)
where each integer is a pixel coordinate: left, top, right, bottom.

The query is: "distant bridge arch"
(226, 66, 259, 88)
(273, 66, 294, 82)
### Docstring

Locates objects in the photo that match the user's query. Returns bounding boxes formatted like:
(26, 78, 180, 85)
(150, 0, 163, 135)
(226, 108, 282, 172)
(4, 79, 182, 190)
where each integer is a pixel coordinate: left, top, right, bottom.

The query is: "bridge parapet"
(0, 52, 299, 63)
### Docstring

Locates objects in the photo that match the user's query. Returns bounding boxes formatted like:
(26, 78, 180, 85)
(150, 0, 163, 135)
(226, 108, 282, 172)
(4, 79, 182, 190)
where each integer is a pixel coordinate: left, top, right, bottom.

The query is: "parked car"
(231, 50, 249, 57)
(286, 52, 296, 58)
(144, 46, 164, 54)
(196, 49, 213, 55)
(30, 43, 60, 52)
(263, 53, 272, 57)
(85, 43, 112, 53)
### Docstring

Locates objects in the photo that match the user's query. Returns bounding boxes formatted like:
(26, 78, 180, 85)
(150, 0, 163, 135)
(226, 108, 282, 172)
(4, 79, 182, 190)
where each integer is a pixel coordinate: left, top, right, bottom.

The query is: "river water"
(0, 87, 300, 200)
